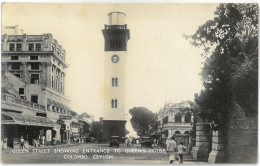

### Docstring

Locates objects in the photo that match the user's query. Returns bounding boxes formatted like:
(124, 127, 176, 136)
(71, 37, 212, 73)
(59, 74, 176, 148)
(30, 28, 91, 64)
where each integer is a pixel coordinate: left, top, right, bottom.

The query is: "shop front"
(1, 111, 57, 149)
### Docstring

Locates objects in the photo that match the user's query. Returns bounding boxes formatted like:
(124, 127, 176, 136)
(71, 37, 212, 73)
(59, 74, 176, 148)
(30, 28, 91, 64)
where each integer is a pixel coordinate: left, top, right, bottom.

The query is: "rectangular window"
(16, 43, 22, 51)
(11, 56, 19, 60)
(115, 78, 118, 87)
(57, 51, 60, 56)
(11, 63, 20, 70)
(112, 78, 114, 87)
(112, 77, 118, 87)
(115, 99, 118, 108)
(31, 74, 39, 84)
(13, 73, 21, 78)
(31, 95, 38, 104)
(52, 76, 54, 89)
(29, 43, 34, 51)
(52, 45, 55, 51)
(175, 116, 182, 123)
(9, 44, 15, 51)
(185, 116, 191, 123)
(111, 99, 114, 108)
(19, 88, 24, 95)
(35, 44, 41, 51)
(30, 56, 38, 60)
(31, 63, 39, 70)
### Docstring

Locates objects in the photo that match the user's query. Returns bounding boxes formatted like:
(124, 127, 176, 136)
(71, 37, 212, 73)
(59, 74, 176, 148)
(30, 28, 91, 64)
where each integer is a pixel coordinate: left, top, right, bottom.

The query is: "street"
(1, 143, 206, 164)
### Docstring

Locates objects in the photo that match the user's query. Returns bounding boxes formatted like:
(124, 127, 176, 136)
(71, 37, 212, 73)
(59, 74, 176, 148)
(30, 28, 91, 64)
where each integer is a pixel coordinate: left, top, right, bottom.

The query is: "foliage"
(129, 107, 157, 136)
(89, 121, 103, 139)
(188, 4, 258, 130)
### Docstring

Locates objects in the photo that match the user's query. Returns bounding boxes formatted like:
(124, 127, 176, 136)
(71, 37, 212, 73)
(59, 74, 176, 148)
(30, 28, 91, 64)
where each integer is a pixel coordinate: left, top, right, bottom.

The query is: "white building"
(157, 101, 195, 138)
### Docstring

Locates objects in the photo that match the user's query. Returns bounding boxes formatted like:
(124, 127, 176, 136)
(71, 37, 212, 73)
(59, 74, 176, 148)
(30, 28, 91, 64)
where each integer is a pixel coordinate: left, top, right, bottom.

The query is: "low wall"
(226, 117, 257, 163)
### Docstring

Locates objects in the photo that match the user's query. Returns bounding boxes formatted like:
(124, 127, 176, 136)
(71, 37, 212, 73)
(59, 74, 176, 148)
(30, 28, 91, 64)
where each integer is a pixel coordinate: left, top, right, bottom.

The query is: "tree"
(129, 107, 157, 136)
(187, 4, 258, 130)
(89, 121, 103, 141)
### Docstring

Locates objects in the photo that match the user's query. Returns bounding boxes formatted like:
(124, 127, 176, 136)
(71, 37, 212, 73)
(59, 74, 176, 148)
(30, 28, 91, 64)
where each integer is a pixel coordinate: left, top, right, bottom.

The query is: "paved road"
(1, 143, 206, 164)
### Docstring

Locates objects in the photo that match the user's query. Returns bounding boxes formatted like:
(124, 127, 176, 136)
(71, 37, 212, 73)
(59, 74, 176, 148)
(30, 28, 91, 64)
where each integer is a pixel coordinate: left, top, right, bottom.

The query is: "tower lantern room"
(108, 12, 126, 25)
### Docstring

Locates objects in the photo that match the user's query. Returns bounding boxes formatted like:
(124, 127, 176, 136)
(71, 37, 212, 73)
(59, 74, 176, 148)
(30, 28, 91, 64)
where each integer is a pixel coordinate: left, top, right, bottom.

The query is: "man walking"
(166, 136, 177, 164)
(177, 142, 187, 164)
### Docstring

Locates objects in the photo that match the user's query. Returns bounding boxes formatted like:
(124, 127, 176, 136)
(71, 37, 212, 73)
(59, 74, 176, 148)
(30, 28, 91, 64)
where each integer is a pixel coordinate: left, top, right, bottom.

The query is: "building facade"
(1, 32, 73, 147)
(157, 101, 195, 138)
(102, 12, 130, 141)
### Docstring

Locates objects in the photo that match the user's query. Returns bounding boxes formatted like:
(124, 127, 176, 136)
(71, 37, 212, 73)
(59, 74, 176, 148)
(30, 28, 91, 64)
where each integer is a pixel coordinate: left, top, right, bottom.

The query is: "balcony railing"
(104, 24, 127, 30)
(1, 93, 46, 112)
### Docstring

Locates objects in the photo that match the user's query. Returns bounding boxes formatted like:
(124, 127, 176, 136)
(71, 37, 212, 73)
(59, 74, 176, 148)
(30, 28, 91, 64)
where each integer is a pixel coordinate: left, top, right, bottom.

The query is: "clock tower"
(102, 12, 130, 141)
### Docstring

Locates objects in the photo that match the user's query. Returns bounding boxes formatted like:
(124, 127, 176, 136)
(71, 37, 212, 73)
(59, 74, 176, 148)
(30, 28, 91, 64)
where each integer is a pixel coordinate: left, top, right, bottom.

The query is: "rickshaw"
(109, 136, 119, 147)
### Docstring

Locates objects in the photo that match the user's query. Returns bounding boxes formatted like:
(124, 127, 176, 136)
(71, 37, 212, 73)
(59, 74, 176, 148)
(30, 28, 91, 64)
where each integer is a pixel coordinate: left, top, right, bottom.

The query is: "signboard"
(59, 115, 72, 120)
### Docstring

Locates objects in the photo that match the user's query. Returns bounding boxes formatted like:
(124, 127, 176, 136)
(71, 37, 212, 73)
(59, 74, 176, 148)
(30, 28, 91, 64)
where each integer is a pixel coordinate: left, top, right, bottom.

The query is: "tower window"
(9, 44, 15, 51)
(111, 99, 118, 108)
(29, 43, 34, 51)
(115, 99, 118, 108)
(112, 77, 118, 87)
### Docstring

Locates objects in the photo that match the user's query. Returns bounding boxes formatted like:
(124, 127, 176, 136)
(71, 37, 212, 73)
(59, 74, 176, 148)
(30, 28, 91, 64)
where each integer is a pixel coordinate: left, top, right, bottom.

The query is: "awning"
(47, 98, 71, 112)
(1, 111, 57, 127)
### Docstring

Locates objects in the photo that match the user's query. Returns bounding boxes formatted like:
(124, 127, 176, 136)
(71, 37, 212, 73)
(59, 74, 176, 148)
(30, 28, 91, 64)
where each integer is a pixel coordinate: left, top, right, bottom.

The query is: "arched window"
(175, 112, 182, 122)
(184, 131, 190, 135)
(185, 112, 191, 123)
(175, 131, 181, 134)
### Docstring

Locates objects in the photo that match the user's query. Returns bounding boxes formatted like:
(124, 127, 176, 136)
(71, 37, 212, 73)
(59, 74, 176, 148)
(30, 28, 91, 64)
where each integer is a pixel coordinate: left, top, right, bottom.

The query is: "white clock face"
(111, 55, 119, 63)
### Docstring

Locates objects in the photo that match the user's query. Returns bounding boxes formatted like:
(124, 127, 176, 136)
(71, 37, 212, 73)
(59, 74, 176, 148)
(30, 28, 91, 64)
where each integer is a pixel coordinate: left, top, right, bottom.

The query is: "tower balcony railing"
(1, 93, 46, 113)
(104, 24, 127, 30)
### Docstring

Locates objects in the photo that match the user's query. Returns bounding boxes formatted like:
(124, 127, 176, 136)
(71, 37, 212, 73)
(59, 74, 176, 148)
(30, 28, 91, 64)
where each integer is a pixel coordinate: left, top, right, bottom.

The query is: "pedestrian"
(20, 136, 25, 149)
(78, 137, 81, 144)
(126, 138, 131, 148)
(136, 139, 139, 148)
(166, 136, 177, 164)
(3, 137, 8, 150)
(177, 142, 187, 164)
(53, 137, 56, 147)
(131, 138, 134, 147)
(1, 139, 3, 151)
(42, 136, 45, 146)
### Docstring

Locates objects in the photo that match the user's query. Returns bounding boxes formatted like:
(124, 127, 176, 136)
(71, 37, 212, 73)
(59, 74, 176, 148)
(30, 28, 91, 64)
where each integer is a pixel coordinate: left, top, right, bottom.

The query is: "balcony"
(104, 24, 127, 30)
(1, 93, 46, 113)
(161, 122, 192, 128)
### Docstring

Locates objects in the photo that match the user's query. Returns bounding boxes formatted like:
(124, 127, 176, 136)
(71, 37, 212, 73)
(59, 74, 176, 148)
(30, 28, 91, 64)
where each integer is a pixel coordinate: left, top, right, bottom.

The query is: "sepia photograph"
(1, 2, 258, 164)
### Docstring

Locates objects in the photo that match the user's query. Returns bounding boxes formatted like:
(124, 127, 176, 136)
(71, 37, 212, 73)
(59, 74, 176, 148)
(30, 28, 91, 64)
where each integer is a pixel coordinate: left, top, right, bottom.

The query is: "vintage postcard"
(1, 2, 258, 164)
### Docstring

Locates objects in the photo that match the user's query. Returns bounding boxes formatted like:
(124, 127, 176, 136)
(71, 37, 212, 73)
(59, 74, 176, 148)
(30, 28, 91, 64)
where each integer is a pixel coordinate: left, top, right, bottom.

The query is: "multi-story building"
(1, 32, 73, 147)
(157, 100, 195, 138)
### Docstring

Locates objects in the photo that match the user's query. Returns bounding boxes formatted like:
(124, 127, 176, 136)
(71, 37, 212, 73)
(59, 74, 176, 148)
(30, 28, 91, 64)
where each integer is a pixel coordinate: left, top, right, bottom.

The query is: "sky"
(2, 3, 219, 135)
